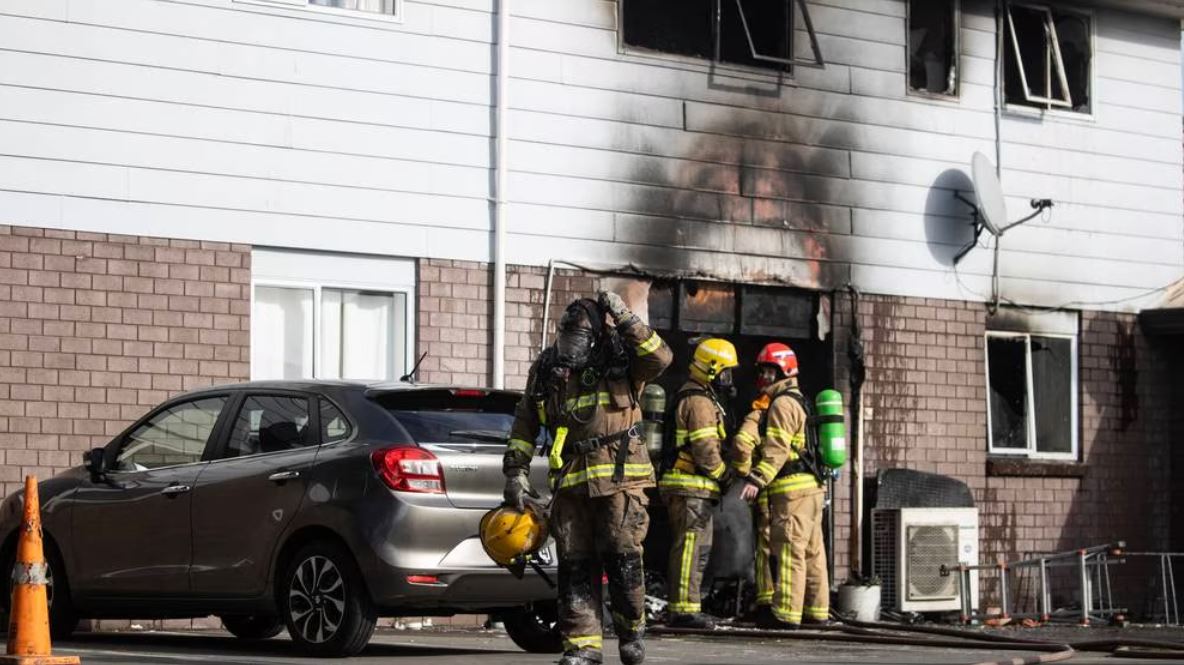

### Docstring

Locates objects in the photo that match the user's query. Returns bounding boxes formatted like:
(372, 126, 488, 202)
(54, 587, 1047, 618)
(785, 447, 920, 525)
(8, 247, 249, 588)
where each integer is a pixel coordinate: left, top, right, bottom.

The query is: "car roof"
(178, 380, 522, 399)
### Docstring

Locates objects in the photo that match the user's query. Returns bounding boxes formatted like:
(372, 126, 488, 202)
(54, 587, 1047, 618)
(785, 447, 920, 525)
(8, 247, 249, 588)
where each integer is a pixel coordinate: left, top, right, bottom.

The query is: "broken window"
(908, 0, 958, 96)
(621, 0, 823, 72)
(986, 332, 1077, 458)
(740, 286, 812, 338)
(647, 281, 677, 330)
(1004, 3, 1092, 113)
(679, 282, 735, 333)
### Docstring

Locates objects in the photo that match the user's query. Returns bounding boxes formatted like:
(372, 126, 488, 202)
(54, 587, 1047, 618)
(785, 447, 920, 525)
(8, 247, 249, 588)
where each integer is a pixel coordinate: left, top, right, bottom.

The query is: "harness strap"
(562, 426, 641, 484)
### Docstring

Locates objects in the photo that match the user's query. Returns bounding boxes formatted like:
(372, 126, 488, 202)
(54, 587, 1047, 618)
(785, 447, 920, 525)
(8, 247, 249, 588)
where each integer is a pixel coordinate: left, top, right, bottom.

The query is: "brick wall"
(0, 225, 250, 495)
(415, 258, 601, 390)
(831, 293, 1176, 611)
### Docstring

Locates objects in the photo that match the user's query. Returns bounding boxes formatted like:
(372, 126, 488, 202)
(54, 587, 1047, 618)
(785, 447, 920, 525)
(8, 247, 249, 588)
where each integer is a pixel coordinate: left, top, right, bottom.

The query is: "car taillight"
(371, 447, 445, 494)
(450, 389, 488, 397)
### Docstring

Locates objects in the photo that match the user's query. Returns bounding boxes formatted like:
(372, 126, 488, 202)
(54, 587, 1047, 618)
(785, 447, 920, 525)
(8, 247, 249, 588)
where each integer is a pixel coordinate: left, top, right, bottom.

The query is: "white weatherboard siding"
(0, 0, 1180, 311)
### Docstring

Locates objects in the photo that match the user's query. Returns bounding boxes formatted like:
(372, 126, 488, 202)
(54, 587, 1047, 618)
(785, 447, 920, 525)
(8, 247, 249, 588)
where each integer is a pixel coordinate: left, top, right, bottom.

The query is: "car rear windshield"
(371, 389, 521, 444)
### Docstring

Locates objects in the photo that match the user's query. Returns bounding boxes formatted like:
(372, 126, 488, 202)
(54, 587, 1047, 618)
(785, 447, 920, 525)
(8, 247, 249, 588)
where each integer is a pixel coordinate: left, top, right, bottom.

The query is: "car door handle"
(268, 471, 301, 483)
(160, 484, 191, 498)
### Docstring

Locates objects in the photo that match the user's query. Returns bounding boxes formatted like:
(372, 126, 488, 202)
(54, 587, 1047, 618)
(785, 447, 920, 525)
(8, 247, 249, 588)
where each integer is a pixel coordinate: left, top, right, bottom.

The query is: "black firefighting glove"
(717, 467, 738, 494)
(503, 472, 539, 513)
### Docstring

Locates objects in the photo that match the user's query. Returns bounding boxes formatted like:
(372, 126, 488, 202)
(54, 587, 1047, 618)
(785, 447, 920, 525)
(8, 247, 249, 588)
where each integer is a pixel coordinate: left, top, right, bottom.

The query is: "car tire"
(280, 541, 375, 657)
(502, 601, 563, 654)
(220, 614, 284, 640)
(0, 541, 78, 640)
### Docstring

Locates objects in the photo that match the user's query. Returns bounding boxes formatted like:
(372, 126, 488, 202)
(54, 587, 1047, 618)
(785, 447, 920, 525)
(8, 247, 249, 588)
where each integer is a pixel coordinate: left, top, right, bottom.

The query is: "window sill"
(906, 88, 961, 104)
(232, 0, 404, 27)
(1002, 104, 1096, 125)
(617, 46, 797, 87)
(987, 457, 1085, 478)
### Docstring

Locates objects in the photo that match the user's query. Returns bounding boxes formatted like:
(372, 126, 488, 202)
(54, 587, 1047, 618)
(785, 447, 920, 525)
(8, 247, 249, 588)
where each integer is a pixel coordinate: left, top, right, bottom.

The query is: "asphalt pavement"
(45, 627, 1184, 665)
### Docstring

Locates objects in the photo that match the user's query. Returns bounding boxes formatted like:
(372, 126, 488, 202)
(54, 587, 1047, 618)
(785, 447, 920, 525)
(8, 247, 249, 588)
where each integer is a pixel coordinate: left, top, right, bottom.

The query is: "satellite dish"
(971, 152, 1007, 237)
(952, 152, 1054, 264)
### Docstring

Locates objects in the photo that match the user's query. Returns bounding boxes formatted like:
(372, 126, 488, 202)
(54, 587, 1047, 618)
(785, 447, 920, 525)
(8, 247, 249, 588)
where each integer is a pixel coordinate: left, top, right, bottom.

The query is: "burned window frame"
(1003, 2, 1094, 115)
(907, 0, 961, 98)
(984, 330, 1079, 461)
(618, 0, 825, 74)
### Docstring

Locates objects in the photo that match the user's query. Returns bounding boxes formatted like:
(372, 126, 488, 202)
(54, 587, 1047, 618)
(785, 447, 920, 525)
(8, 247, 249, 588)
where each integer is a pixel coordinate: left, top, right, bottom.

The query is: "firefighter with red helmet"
(503, 292, 672, 665)
(733, 342, 829, 629)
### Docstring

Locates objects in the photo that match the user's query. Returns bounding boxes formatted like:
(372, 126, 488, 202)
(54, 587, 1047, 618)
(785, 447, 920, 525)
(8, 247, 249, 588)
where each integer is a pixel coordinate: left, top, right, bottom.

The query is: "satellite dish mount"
(953, 152, 1054, 265)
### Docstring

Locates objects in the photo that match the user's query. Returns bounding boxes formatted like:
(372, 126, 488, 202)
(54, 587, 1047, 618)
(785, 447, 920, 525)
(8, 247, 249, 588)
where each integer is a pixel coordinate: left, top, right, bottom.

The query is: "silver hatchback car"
(0, 381, 559, 657)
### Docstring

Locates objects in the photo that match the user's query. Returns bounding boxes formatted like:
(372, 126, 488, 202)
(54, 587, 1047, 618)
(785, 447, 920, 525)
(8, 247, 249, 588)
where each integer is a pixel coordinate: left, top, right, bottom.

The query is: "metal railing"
(941, 542, 1126, 626)
(1123, 552, 1182, 626)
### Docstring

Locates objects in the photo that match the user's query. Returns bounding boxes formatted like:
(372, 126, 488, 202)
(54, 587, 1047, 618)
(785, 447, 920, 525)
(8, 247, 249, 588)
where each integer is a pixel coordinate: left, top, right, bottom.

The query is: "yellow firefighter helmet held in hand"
(479, 504, 549, 567)
(689, 338, 739, 385)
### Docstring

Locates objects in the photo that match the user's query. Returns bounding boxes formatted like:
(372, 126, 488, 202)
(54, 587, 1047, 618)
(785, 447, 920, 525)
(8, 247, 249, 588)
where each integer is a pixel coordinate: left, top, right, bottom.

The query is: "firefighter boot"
(756, 612, 799, 631)
(667, 613, 715, 630)
(619, 637, 645, 665)
(559, 651, 603, 665)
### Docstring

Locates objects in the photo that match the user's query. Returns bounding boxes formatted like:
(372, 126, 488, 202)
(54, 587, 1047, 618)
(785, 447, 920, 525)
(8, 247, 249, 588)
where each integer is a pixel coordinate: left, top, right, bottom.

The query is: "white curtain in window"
(309, 0, 393, 13)
(321, 289, 407, 381)
(252, 287, 314, 380)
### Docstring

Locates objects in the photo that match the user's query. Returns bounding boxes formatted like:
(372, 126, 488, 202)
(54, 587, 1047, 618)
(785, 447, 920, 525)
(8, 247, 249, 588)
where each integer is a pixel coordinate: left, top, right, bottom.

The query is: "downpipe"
(846, 285, 866, 574)
(491, 0, 510, 389)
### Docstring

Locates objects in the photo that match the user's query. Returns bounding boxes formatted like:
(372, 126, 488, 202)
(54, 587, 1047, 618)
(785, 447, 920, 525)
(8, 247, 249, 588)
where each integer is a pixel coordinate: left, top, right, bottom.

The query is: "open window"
(908, 0, 959, 96)
(986, 332, 1078, 460)
(621, 0, 824, 72)
(1004, 3, 1092, 113)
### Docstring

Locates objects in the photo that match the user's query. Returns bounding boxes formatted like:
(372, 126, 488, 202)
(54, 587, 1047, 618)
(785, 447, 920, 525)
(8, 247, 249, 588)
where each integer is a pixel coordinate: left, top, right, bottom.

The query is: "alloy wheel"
(287, 555, 346, 644)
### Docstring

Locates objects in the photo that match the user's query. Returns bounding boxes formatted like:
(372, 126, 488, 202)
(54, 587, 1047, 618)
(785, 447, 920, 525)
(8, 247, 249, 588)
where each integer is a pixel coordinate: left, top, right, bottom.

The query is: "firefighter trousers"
(663, 495, 713, 615)
(769, 486, 829, 625)
(754, 491, 773, 607)
(552, 489, 650, 658)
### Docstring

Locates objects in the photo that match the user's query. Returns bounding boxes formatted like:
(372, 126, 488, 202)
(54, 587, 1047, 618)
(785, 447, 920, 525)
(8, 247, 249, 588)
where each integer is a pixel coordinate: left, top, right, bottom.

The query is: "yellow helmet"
(479, 504, 548, 567)
(690, 338, 739, 385)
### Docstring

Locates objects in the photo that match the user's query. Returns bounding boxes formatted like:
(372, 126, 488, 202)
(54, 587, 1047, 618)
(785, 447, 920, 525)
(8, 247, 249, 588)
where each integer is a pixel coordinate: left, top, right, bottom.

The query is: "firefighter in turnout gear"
(731, 403, 773, 617)
(737, 343, 829, 629)
(658, 338, 739, 630)
(503, 292, 672, 665)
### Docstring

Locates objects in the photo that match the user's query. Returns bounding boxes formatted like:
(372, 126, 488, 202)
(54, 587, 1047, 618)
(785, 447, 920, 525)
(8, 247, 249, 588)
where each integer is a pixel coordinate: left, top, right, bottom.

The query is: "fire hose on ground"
(649, 615, 1184, 664)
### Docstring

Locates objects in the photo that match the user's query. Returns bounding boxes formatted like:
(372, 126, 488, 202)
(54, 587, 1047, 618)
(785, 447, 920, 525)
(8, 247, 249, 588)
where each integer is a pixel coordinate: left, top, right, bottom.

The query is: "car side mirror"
(83, 447, 107, 483)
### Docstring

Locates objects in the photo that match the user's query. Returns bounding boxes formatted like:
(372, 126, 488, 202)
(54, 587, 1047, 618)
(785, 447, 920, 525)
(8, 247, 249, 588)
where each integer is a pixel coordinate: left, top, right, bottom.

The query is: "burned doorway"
(641, 279, 836, 614)
(646, 280, 835, 414)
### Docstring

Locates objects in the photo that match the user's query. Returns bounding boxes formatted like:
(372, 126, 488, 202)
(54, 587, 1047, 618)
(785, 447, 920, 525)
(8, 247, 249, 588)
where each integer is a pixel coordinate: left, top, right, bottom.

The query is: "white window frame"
(616, 0, 825, 78)
(250, 249, 416, 382)
(906, 0, 961, 99)
(984, 330, 1078, 461)
(233, 0, 404, 26)
(1003, 2, 1095, 116)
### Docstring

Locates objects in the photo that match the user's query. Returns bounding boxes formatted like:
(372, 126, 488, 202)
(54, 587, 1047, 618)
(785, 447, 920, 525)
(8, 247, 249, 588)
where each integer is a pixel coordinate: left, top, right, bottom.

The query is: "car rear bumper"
(351, 496, 558, 611)
(369, 564, 558, 612)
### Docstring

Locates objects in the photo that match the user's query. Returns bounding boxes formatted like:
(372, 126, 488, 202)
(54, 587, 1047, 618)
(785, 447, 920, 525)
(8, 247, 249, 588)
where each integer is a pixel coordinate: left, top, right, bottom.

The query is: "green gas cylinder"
(814, 389, 847, 469)
(640, 384, 667, 460)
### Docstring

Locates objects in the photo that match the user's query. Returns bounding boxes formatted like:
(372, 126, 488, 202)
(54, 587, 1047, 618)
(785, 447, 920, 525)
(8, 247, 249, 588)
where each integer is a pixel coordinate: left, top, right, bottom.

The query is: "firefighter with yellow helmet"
(498, 292, 671, 665)
(658, 338, 738, 629)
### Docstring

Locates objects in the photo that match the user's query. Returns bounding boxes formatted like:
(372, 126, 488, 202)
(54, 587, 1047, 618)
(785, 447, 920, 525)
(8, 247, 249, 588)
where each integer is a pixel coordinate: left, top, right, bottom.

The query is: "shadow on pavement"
(59, 630, 507, 659)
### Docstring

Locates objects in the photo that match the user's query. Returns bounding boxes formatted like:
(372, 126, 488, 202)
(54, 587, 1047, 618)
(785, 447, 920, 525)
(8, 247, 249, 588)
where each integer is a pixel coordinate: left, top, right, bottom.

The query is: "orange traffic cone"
(1, 476, 79, 665)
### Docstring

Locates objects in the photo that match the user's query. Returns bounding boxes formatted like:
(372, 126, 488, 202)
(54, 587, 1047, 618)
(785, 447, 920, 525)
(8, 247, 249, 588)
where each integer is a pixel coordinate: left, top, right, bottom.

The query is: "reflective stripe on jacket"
(503, 319, 673, 497)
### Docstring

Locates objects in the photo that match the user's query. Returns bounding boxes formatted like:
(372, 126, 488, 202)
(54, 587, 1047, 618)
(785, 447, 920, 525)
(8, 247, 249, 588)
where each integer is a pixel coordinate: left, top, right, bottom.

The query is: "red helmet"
(756, 342, 798, 378)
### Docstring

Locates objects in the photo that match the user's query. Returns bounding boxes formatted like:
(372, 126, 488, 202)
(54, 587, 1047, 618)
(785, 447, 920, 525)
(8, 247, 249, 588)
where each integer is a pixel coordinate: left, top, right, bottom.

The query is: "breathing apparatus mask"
(711, 367, 737, 400)
(554, 299, 604, 372)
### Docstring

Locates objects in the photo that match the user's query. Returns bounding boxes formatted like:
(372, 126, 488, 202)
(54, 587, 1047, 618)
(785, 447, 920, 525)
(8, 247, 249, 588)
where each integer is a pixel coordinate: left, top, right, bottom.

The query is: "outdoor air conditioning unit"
(872, 507, 979, 613)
